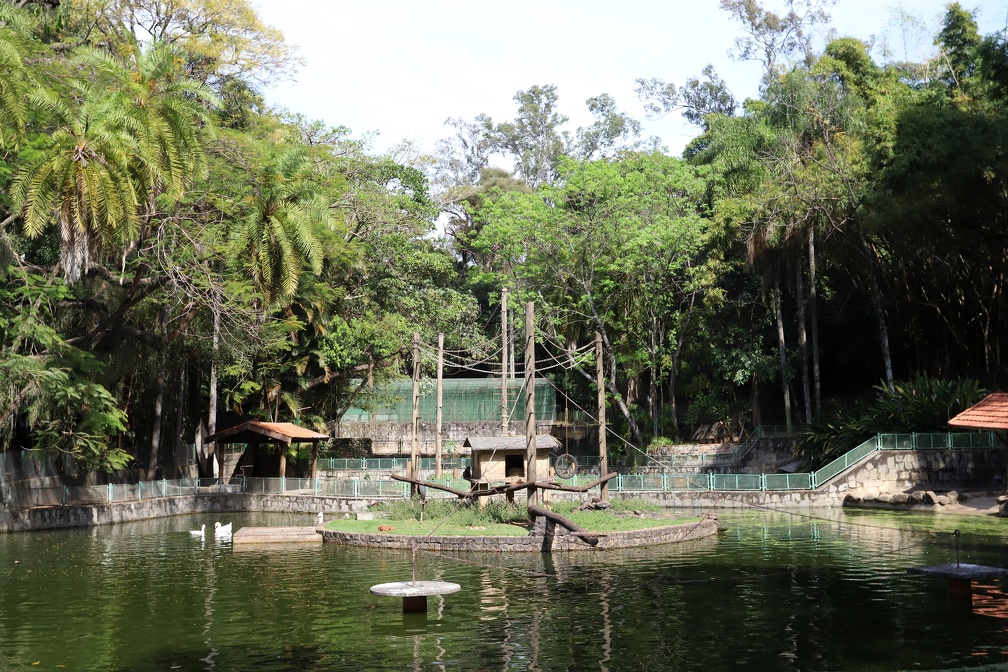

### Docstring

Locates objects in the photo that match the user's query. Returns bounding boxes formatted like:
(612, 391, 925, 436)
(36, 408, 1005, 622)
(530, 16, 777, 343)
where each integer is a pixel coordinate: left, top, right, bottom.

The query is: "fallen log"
(527, 503, 606, 546)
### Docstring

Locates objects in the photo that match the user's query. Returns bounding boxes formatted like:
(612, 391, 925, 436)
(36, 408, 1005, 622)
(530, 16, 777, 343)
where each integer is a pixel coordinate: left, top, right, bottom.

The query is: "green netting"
(342, 378, 557, 423)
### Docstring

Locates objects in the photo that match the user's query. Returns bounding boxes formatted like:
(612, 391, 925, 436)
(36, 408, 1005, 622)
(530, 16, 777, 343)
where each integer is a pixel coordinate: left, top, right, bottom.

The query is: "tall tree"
(491, 84, 570, 189)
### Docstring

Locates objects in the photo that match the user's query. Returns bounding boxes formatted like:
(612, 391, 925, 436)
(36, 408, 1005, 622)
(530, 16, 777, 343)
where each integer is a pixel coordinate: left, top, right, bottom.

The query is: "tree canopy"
(0, 0, 1004, 474)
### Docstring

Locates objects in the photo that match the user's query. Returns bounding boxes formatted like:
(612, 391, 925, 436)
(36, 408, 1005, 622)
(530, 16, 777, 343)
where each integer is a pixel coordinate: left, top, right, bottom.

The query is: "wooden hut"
(464, 435, 557, 484)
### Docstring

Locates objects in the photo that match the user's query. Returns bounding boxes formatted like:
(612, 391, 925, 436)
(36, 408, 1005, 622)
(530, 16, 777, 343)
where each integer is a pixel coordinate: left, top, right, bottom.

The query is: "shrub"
(794, 376, 986, 469)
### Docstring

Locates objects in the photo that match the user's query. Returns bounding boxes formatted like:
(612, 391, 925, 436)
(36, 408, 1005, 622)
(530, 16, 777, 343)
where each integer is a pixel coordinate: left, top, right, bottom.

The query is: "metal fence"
(1, 431, 996, 508)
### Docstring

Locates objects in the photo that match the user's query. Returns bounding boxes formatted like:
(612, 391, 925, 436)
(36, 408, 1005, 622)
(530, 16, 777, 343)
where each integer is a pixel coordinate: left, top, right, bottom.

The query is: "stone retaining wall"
(818, 449, 1003, 495)
(321, 517, 719, 553)
(0, 493, 380, 533)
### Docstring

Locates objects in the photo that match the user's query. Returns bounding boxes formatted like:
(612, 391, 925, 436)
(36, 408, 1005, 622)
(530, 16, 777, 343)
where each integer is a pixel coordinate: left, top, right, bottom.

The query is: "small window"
(505, 454, 524, 478)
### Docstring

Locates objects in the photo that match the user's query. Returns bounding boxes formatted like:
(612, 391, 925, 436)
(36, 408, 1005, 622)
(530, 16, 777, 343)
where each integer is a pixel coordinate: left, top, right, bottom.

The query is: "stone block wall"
(321, 517, 720, 553)
(822, 449, 1004, 495)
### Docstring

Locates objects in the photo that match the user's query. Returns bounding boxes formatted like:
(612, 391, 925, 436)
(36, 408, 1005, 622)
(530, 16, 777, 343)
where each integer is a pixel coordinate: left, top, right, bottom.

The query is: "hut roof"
(464, 435, 559, 452)
(948, 392, 1008, 431)
(205, 421, 330, 445)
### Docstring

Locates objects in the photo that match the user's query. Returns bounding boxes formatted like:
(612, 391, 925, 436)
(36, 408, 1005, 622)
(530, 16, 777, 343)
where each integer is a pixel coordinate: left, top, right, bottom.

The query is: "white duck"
(189, 523, 206, 538)
(316, 511, 324, 525)
(213, 521, 232, 537)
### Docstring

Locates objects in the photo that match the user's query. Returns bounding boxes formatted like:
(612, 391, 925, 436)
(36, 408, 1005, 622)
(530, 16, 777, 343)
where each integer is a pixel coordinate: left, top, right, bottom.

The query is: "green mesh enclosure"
(342, 378, 557, 423)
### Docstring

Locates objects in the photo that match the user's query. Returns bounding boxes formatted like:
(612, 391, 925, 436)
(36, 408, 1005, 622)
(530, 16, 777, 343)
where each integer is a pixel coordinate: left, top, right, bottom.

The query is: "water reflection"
(2, 508, 1008, 670)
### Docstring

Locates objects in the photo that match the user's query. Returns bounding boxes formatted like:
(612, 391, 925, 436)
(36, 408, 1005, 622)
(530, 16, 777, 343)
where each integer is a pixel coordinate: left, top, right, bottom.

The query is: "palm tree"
(11, 40, 217, 283)
(232, 144, 332, 304)
(77, 40, 217, 206)
(11, 84, 140, 282)
(0, 3, 29, 150)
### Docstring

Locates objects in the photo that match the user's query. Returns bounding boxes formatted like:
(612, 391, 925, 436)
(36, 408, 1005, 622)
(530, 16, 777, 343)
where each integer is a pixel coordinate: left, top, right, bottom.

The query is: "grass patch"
(323, 497, 699, 537)
(324, 518, 528, 537)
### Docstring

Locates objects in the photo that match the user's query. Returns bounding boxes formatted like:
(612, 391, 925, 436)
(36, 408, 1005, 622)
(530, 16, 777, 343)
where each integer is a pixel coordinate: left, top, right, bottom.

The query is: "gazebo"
(205, 421, 331, 479)
(948, 392, 1008, 484)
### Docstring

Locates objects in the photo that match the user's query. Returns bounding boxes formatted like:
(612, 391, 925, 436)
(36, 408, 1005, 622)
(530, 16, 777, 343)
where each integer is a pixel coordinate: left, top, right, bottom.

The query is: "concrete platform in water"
(907, 563, 1008, 596)
(232, 526, 322, 545)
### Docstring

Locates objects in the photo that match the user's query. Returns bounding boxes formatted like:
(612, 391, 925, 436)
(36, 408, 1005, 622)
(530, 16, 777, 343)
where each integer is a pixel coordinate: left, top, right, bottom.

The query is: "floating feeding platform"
(370, 580, 461, 613)
(907, 563, 1008, 597)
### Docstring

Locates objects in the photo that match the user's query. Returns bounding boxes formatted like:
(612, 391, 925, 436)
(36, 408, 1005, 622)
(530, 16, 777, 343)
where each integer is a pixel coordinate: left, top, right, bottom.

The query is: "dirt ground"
(942, 493, 1002, 516)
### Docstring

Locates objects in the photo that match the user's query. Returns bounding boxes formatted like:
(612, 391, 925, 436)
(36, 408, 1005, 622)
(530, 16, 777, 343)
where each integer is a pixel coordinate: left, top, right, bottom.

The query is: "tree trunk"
(146, 362, 166, 481)
(862, 237, 895, 389)
(774, 273, 793, 433)
(209, 298, 221, 481)
(650, 314, 659, 439)
(750, 372, 762, 428)
(174, 362, 186, 466)
(796, 254, 811, 425)
(808, 226, 821, 415)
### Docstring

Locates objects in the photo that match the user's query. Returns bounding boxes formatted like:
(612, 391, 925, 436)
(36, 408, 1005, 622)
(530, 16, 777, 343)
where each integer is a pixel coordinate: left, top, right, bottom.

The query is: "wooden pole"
(596, 332, 609, 502)
(525, 302, 538, 512)
(410, 332, 420, 496)
(501, 287, 508, 436)
(435, 333, 444, 479)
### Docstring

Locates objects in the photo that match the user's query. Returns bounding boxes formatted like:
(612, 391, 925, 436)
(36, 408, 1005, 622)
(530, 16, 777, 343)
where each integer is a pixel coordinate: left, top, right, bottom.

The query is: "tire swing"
(553, 386, 577, 479)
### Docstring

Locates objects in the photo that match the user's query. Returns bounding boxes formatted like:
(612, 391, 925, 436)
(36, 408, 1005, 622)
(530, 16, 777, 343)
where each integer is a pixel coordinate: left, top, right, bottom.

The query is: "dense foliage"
(0, 0, 1004, 474)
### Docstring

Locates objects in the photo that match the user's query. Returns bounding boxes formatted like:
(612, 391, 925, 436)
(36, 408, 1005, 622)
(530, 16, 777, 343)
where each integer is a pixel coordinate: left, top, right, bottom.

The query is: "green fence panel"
(711, 474, 762, 491)
(618, 474, 666, 491)
(764, 473, 813, 490)
(950, 432, 993, 448)
(813, 437, 878, 486)
(658, 473, 708, 490)
(878, 433, 914, 449)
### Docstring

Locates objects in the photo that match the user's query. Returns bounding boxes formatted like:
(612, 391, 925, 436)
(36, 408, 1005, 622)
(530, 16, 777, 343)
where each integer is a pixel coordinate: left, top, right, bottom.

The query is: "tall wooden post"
(410, 332, 420, 496)
(501, 288, 509, 436)
(596, 332, 609, 501)
(525, 302, 538, 512)
(435, 333, 444, 479)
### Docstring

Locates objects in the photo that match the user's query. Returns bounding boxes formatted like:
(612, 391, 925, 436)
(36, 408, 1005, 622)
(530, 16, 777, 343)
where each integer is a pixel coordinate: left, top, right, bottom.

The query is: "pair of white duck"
(189, 521, 231, 539)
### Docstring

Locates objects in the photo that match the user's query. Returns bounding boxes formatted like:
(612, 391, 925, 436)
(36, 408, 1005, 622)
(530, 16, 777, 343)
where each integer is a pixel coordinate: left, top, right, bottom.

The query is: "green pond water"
(2, 506, 1008, 671)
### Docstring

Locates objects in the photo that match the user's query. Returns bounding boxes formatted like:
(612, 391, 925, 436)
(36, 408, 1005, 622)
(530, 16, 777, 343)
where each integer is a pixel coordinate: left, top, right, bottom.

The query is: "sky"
(253, 0, 1007, 160)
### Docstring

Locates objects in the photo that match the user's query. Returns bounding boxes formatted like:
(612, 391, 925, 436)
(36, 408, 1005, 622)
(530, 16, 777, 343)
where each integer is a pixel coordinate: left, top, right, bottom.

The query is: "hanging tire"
(554, 454, 577, 479)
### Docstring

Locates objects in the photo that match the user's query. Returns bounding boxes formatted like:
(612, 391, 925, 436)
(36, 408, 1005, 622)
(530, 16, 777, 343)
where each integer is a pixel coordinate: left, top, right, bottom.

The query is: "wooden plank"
(232, 526, 322, 545)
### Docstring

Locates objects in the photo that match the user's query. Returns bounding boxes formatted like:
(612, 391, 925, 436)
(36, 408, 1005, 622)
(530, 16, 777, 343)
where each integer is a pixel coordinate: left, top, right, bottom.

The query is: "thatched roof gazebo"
(205, 421, 331, 479)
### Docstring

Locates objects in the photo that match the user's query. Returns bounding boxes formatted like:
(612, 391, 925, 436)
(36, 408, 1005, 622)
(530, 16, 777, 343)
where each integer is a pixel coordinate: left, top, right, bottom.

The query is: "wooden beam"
(390, 473, 473, 499)
(533, 473, 617, 493)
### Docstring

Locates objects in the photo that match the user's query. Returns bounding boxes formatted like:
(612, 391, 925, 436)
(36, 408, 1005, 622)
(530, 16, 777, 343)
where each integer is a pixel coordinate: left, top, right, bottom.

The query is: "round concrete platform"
(371, 580, 461, 613)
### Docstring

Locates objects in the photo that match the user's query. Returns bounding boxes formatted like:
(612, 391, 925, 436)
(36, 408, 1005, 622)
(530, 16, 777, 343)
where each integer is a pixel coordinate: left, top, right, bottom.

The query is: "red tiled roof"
(948, 392, 1008, 431)
(205, 421, 330, 444)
